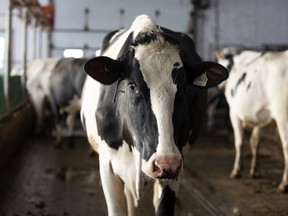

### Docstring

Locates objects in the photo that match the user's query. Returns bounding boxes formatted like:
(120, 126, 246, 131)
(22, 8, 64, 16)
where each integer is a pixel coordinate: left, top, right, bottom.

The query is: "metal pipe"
(38, 28, 43, 58)
(4, 0, 12, 113)
(32, 18, 37, 59)
(21, 7, 28, 97)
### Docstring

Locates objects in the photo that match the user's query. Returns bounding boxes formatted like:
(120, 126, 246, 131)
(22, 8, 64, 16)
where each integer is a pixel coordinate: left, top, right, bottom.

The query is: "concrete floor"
(0, 126, 288, 216)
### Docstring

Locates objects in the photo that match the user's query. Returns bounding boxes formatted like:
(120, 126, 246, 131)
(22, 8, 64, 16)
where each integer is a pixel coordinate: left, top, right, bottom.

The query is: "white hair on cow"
(131, 14, 157, 39)
(135, 36, 182, 158)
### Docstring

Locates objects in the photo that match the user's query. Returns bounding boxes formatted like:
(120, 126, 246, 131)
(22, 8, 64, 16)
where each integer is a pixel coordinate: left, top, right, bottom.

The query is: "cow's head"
(84, 27, 228, 180)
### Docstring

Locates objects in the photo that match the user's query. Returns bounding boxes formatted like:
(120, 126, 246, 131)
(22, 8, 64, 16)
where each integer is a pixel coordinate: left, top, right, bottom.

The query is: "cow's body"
(81, 15, 228, 215)
(222, 50, 288, 192)
(26, 58, 87, 146)
(49, 58, 88, 146)
(26, 58, 61, 132)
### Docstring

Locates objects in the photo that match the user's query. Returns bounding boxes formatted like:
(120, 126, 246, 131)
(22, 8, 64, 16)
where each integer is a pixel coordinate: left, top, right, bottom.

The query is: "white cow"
(25, 58, 61, 133)
(218, 50, 288, 192)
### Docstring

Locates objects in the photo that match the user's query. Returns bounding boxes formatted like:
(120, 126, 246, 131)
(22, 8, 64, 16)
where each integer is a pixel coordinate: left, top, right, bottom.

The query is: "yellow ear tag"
(193, 72, 208, 87)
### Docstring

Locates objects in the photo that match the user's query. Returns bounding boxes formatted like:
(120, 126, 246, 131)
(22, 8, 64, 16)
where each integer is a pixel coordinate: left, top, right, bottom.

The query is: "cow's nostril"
(162, 168, 172, 174)
(153, 161, 162, 173)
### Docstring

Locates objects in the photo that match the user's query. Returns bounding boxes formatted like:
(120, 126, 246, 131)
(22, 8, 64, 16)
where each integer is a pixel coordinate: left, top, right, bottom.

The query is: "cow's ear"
(84, 56, 124, 85)
(187, 62, 228, 88)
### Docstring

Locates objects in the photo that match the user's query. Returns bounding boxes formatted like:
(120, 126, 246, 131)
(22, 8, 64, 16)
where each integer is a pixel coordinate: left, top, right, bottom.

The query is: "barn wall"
(195, 0, 288, 61)
(51, 0, 193, 57)
(0, 0, 51, 72)
(0, 0, 192, 71)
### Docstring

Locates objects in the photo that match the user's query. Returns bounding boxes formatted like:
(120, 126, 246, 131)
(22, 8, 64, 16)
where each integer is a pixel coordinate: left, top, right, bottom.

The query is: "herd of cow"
(19, 15, 287, 215)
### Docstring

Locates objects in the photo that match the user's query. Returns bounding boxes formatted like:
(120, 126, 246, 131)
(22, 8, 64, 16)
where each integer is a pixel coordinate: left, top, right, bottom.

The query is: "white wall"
(0, 0, 192, 71)
(51, 0, 192, 57)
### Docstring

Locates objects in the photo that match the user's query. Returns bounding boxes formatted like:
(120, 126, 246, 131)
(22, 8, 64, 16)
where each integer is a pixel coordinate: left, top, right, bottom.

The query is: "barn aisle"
(0, 129, 288, 216)
(0, 135, 107, 216)
(0, 133, 212, 216)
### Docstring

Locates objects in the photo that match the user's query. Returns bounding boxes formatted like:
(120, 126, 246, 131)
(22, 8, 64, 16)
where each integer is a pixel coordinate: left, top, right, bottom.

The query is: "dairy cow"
(49, 58, 87, 146)
(26, 58, 87, 146)
(81, 15, 228, 215)
(25, 58, 61, 133)
(217, 50, 288, 192)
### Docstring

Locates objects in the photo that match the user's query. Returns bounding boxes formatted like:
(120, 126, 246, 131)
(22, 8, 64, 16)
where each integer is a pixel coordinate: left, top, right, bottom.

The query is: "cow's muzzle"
(152, 158, 182, 179)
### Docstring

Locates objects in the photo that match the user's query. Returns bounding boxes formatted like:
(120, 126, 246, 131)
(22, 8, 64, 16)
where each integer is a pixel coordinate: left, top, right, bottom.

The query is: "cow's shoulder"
(233, 51, 261, 68)
(52, 58, 74, 75)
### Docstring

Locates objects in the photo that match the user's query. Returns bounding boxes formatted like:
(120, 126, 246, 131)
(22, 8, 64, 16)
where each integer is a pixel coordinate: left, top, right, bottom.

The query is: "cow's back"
(50, 58, 87, 107)
(225, 50, 288, 126)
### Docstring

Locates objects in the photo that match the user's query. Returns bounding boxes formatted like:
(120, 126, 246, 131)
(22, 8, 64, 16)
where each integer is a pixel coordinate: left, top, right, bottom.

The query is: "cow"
(25, 58, 61, 133)
(26, 57, 87, 147)
(217, 49, 288, 192)
(81, 15, 228, 216)
(48, 57, 88, 147)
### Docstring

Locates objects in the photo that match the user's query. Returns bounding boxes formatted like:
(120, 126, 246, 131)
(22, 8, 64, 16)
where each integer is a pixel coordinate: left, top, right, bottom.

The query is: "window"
(63, 49, 83, 58)
(95, 49, 101, 56)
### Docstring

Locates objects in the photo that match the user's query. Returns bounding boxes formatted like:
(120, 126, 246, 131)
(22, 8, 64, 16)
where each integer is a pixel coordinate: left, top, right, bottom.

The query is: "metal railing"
(0, 0, 54, 119)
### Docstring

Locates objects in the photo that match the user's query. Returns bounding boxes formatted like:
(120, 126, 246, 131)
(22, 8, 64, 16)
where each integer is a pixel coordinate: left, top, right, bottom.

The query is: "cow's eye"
(128, 83, 138, 93)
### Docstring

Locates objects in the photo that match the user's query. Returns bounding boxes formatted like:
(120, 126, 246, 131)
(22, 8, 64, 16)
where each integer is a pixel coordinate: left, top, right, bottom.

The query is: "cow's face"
(84, 33, 228, 180)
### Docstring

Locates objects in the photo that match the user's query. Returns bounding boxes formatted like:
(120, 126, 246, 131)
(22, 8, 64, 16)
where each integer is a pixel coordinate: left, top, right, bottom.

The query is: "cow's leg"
(54, 123, 62, 147)
(47, 94, 62, 147)
(99, 156, 128, 216)
(124, 187, 136, 216)
(66, 112, 75, 148)
(230, 112, 244, 178)
(275, 120, 288, 192)
(206, 99, 218, 132)
(153, 180, 179, 216)
(249, 126, 261, 178)
(29, 90, 45, 134)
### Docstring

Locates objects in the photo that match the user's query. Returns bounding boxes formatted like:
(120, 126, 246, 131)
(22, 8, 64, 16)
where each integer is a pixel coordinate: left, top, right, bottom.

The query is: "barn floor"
(0, 127, 288, 216)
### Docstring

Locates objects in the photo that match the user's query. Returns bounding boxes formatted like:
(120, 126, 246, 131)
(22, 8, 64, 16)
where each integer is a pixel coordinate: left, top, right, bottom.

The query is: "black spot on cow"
(156, 186, 175, 216)
(231, 72, 247, 97)
(247, 81, 251, 91)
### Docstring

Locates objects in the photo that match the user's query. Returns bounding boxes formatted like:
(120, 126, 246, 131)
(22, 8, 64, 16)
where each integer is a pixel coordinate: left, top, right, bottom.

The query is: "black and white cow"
(25, 58, 61, 133)
(217, 49, 288, 192)
(81, 15, 228, 215)
(49, 57, 88, 146)
(26, 57, 87, 146)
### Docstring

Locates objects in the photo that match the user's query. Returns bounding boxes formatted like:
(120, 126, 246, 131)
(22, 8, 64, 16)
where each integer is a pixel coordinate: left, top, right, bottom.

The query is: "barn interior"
(0, 0, 288, 215)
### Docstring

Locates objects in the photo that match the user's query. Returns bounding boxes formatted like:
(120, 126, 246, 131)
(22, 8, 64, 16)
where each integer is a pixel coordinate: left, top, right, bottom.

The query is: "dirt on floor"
(0, 124, 287, 216)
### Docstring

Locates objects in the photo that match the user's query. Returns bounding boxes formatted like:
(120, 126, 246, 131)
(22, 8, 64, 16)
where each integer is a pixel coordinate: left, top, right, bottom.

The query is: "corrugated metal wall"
(195, 0, 288, 60)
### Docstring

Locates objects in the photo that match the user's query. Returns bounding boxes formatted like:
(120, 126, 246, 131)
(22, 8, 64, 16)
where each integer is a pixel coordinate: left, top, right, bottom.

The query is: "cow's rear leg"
(276, 120, 288, 192)
(230, 113, 244, 178)
(29, 91, 45, 134)
(66, 112, 75, 148)
(54, 123, 62, 148)
(99, 157, 128, 216)
(249, 127, 261, 178)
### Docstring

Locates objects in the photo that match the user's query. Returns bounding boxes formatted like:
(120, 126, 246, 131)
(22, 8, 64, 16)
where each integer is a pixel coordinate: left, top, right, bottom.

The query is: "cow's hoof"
(277, 183, 288, 193)
(230, 171, 241, 179)
(249, 171, 261, 179)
